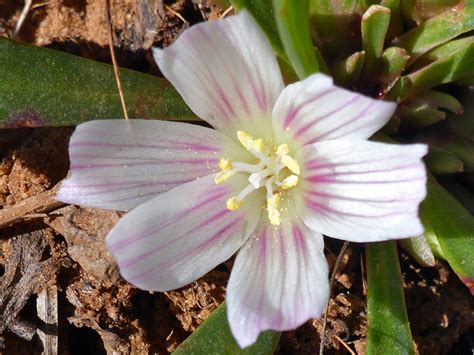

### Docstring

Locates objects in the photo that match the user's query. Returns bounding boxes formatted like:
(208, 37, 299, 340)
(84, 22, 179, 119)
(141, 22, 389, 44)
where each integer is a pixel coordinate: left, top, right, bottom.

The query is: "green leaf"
(273, 0, 326, 79)
(366, 241, 415, 355)
(394, 2, 474, 63)
(361, 5, 391, 76)
(379, 46, 409, 86)
(380, 0, 403, 39)
(398, 106, 446, 129)
(415, 90, 463, 114)
(332, 51, 365, 86)
(401, 0, 464, 25)
(232, 0, 285, 58)
(421, 174, 474, 294)
(402, 37, 474, 96)
(173, 302, 281, 355)
(424, 146, 464, 174)
(401, 235, 436, 267)
(0, 38, 196, 127)
(310, 0, 368, 61)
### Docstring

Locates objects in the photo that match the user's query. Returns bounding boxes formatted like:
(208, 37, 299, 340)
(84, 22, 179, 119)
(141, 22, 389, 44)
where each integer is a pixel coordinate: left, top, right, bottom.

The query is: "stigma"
(215, 131, 300, 226)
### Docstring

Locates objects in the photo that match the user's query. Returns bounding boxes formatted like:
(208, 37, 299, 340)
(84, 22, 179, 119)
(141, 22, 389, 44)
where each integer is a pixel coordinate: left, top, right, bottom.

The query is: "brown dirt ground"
(0, 1, 473, 354)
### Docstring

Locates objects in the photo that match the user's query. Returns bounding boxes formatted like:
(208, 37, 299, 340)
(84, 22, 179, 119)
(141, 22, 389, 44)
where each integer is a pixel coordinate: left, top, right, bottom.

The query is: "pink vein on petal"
(108, 188, 229, 252)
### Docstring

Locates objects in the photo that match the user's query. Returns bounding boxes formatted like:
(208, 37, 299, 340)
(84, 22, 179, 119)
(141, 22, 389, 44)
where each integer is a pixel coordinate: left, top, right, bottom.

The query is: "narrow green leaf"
(361, 5, 391, 76)
(394, 2, 474, 63)
(421, 174, 474, 294)
(404, 37, 474, 95)
(424, 146, 464, 174)
(366, 241, 415, 355)
(401, 235, 436, 267)
(0, 38, 196, 127)
(333, 51, 365, 86)
(173, 302, 281, 355)
(273, 0, 326, 79)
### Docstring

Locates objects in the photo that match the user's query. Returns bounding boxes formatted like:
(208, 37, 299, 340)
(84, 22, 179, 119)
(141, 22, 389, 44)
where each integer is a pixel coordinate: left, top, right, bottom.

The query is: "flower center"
(215, 131, 300, 226)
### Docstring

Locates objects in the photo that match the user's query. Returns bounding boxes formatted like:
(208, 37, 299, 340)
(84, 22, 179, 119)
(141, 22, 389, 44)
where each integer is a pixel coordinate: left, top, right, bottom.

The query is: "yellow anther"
(281, 174, 299, 189)
(267, 193, 281, 226)
(276, 143, 289, 156)
(237, 130, 254, 150)
(252, 138, 265, 153)
(226, 197, 242, 211)
(281, 155, 301, 175)
(215, 170, 235, 184)
(219, 158, 233, 171)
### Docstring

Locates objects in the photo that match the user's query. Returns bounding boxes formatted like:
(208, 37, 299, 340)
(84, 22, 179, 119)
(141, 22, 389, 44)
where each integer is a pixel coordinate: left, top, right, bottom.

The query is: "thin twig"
(219, 5, 234, 20)
(319, 241, 350, 355)
(105, 0, 129, 120)
(165, 5, 189, 25)
(13, 0, 33, 38)
(0, 184, 64, 229)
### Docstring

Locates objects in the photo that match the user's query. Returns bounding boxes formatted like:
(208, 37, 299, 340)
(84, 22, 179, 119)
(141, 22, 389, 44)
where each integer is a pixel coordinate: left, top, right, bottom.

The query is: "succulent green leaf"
(424, 146, 464, 174)
(0, 38, 196, 127)
(332, 51, 365, 86)
(421, 174, 474, 295)
(366, 241, 415, 355)
(380, 46, 410, 85)
(310, 0, 367, 61)
(440, 137, 474, 172)
(404, 37, 474, 95)
(361, 5, 391, 76)
(273, 0, 326, 79)
(398, 106, 446, 129)
(401, 0, 464, 25)
(394, 2, 474, 63)
(173, 302, 281, 355)
(380, 0, 403, 39)
(416, 90, 463, 114)
(401, 235, 436, 267)
(385, 76, 412, 101)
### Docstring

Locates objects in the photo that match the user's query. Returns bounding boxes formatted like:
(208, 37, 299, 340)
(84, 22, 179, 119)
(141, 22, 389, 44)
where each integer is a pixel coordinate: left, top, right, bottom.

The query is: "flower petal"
(227, 211, 329, 348)
(153, 11, 284, 137)
(272, 74, 396, 148)
(106, 174, 261, 291)
(56, 120, 229, 211)
(295, 141, 428, 242)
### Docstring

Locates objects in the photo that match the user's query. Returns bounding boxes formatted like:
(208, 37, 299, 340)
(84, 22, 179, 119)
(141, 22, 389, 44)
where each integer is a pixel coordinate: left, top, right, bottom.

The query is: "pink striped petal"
(153, 11, 283, 137)
(295, 141, 428, 242)
(227, 212, 329, 348)
(106, 174, 261, 291)
(56, 120, 230, 211)
(272, 74, 396, 148)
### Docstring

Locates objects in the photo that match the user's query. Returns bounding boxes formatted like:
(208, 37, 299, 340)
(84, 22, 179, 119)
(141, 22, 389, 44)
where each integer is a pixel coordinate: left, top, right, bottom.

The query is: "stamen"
(281, 155, 300, 175)
(267, 193, 281, 226)
(218, 131, 301, 224)
(226, 197, 242, 211)
(219, 158, 233, 171)
(249, 168, 272, 188)
(281, 175, 299, 189)
(215, 170, 235, 184)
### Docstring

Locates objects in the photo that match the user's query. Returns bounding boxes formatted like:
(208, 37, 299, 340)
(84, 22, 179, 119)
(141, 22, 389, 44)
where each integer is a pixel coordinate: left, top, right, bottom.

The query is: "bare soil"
(0, 1, 473, 354)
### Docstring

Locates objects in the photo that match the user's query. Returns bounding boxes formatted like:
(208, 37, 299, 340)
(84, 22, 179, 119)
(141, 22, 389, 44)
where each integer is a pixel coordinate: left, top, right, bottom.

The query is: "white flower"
(56, 11, 427, 348)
